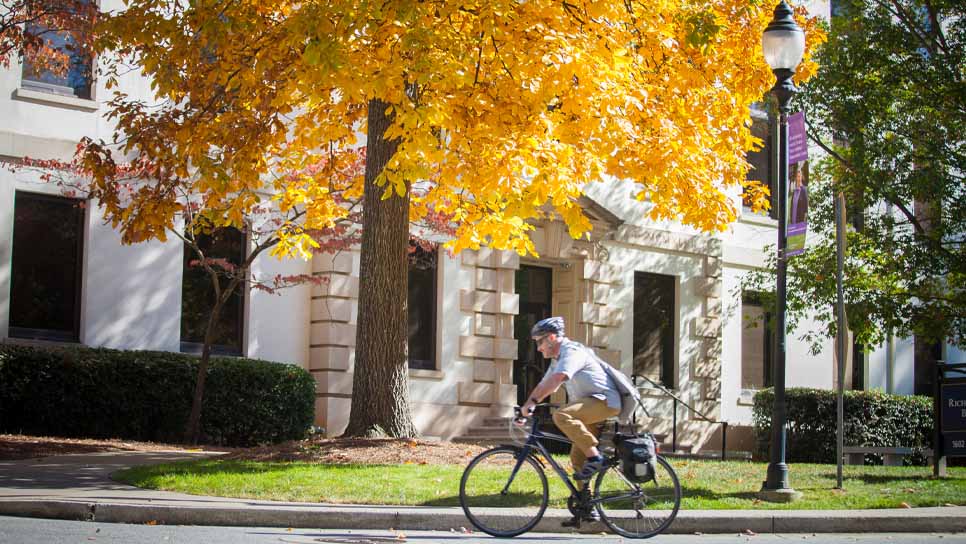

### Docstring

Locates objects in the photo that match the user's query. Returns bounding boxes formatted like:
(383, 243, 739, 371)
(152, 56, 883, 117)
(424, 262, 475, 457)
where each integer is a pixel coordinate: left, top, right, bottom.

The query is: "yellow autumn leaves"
(89, 0, 823, 258)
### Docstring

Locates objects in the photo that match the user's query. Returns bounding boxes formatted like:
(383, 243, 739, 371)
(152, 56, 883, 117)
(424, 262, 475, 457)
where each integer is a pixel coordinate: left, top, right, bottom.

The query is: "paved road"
(1, 517, 965, 544)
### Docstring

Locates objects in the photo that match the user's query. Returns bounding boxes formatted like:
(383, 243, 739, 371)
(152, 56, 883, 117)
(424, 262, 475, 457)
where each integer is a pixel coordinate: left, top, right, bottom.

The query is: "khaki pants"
(552, 398, 620, 485)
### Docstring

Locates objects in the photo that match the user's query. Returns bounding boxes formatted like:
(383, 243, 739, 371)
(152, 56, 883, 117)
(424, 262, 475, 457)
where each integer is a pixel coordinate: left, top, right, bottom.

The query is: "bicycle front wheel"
(593, 455, 681, 539)
(459, 446, 549, 537)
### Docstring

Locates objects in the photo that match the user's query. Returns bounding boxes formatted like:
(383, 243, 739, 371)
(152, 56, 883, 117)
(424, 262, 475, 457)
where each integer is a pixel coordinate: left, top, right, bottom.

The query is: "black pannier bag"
(614, 432, 657, 482)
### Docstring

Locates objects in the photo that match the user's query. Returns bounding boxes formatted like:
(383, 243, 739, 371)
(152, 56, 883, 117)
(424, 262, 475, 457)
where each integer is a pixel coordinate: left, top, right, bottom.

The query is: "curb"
(1, 500, 965, 534)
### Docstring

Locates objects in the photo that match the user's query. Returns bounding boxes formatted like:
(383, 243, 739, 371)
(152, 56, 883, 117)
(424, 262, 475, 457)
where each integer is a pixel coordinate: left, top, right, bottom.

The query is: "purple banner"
(788, 112, 808, 164)
(786, 111, 809, 257)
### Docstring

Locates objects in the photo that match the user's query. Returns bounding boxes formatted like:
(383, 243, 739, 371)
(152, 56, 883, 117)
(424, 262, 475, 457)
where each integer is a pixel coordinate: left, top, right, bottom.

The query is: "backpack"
(591, 353, 647, 426)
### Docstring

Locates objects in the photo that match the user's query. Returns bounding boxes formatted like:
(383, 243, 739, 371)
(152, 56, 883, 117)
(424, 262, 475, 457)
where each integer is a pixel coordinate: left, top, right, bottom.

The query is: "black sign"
(941, 383, 966, 432)
(944, 432, 966, 457)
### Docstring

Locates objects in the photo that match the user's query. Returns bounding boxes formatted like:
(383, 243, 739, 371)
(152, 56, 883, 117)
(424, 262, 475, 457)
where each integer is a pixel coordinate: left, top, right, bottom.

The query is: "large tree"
(744, 0, 965, 351)
(82, 0, 822, 437)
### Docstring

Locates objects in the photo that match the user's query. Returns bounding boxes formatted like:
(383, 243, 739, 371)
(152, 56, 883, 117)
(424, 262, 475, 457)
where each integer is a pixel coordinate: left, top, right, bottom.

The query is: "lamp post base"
(758, 487, 803, 503)
(761, 462, 801, 502)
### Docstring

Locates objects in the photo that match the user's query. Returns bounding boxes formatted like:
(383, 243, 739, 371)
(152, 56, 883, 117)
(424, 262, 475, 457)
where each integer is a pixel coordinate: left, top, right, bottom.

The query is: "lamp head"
(762, 1, 806, 71)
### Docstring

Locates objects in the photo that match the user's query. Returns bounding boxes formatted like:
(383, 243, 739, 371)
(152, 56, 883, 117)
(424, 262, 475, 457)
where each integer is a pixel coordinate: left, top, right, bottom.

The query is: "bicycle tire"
(592, 455, 681, 539)
(459, 446, 549, 537)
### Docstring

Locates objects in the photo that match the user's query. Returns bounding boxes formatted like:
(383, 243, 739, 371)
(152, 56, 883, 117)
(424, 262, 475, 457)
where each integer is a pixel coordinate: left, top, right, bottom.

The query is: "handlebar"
(513, 403, 557, 424)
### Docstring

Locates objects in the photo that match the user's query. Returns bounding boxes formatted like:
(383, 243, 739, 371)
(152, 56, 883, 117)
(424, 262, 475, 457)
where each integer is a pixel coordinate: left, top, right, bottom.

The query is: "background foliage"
(742, 0, 965, 351)
(753, 387, 933, 465)
(0, 344, 315, 447)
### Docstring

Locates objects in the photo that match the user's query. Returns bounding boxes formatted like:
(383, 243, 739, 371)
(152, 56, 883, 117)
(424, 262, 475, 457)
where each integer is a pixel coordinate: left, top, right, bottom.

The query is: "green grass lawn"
(115, 457, 966, 510)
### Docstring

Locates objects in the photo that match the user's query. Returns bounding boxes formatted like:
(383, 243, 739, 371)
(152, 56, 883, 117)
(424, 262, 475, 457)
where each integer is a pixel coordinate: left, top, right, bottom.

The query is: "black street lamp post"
(761, 0, 805, 501)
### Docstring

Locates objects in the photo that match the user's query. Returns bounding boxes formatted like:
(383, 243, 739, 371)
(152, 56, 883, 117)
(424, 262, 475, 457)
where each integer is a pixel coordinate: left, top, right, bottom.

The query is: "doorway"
(633, 271, 676, 388)
(513, 265, 553, 405)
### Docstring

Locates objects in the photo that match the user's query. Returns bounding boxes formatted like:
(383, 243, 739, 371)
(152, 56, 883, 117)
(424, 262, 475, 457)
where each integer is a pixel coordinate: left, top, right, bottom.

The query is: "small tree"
(18, 145, 366, 443)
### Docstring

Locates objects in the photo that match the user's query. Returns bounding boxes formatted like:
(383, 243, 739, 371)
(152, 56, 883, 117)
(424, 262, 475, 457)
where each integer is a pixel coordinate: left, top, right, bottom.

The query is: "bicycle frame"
(506, 411, 641, 510)
(508, 416, 581, 498)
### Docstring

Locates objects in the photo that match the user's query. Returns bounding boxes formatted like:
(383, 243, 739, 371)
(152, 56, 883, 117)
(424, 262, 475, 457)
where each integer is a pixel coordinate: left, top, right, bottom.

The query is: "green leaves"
(0, 344, 315, 447)
(752, 387, 933, 465)
(743, 0, 966, 350)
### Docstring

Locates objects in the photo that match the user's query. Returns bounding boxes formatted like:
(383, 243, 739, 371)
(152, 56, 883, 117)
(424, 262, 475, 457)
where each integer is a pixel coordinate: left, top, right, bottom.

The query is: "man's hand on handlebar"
(513, 404, 532, 426)
(515, 400, 539, 426)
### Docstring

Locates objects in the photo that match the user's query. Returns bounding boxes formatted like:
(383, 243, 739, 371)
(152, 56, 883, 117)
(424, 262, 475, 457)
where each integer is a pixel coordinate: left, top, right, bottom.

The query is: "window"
(741, 292, 773, 390)
(21, 1, 94, 100)
(851, 342, 865, 390)
(9, 191, 85, 342)
(633, 272, 676, 388)
(408, 241, 437, 370)
(914, 337, 941, 396)
(743, 114, 778, 220)
(180, 227, 246, 355)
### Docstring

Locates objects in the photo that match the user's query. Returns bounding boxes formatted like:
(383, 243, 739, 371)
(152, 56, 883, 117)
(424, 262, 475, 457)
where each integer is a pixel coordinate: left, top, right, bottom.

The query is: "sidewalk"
(1, 451, 964, 534)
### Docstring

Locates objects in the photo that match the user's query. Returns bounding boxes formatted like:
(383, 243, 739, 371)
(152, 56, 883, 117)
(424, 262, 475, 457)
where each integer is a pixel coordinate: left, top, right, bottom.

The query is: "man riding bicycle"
(518, 316, 620, 527)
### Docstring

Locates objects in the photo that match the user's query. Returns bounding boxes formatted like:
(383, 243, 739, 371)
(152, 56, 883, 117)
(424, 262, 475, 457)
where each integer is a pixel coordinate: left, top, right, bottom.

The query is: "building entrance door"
(513, 266, 553, 405)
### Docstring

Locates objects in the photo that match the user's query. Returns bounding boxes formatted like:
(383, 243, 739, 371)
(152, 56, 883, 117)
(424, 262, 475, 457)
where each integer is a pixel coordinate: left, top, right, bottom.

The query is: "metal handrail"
(632, 373, 730, 461)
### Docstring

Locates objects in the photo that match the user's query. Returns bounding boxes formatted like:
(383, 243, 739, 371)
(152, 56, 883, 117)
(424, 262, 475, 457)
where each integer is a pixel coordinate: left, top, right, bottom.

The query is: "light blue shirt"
(544, 339, 621, 410)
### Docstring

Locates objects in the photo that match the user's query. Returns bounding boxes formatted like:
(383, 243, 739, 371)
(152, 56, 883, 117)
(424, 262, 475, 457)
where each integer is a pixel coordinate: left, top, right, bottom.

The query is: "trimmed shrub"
(753, 387, 933, 465)
(0, 344, 315, 447)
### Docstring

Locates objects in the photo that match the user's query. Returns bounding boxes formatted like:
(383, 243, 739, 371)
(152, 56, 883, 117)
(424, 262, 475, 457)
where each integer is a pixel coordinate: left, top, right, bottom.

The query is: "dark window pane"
(741, 293, 773, 389)
(9, 192, 84, 341)
(181, 228, 245, 355)
(408, 243, 437, 370)
(851, 342, 865, 390)
(914, 337, 941, 396)
(743, 116, 778, 219)
(633, 272, 676, 388)
(21, 2, 94, 100)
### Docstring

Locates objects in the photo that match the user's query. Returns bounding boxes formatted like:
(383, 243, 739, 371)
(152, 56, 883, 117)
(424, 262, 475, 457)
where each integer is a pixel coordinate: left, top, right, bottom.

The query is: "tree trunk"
(184, 272, 240, 445)
(342, 98, 417, 438)
(183, 296, 223, 444)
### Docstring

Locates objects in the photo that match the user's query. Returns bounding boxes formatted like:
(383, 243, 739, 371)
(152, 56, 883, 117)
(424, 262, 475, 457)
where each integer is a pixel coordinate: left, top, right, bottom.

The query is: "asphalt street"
(1, 517, 965, 544)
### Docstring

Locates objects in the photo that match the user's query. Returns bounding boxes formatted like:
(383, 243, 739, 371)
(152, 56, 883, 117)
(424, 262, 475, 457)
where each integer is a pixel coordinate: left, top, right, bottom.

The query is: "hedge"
(0, 344, 315, 447)
(753, 387, 933, 465)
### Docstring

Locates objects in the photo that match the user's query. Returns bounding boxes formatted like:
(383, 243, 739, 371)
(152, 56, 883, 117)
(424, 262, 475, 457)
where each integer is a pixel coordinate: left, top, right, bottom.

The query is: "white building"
(2, 0, 958, 453)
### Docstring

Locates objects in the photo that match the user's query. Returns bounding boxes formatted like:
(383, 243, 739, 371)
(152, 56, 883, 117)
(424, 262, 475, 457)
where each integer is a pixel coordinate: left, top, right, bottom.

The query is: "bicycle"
(459, 404, 682, 539)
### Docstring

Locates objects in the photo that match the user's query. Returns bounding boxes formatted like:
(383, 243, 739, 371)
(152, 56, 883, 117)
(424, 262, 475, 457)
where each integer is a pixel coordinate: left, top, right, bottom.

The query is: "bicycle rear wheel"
(593, 455, 681, 539)
(459, 446, 549, 537)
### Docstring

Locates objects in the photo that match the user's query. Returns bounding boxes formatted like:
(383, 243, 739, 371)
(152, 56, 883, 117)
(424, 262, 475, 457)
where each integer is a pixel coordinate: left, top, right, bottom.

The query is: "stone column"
(576, 258, 623, 368)
(308, 250, 359, 436)
(689, 242, 724, 422)
(456, 248, 520, 417)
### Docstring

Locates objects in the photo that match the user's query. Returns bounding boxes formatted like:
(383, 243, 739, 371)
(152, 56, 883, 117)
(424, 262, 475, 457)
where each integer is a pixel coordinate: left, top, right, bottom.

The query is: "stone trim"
(308, 250, 360, 430)
(457, 248, 519, 415)
(574, 257, 623, 356)
(0, 130, 78, 161)
(686, 249, 725, 419)
(410, 368, 444, 380)
(12, 87, 98, 112)
(616, 224, 719, 257)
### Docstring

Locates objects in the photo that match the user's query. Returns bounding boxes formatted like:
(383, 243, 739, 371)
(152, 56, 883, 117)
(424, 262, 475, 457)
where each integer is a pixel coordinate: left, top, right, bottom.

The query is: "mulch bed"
(0, 434, 488, 465)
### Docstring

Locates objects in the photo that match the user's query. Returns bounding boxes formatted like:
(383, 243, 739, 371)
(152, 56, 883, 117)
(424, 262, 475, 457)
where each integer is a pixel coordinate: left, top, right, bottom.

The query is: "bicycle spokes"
(593, 456, 681, 539)
(459, 447, 549, 538)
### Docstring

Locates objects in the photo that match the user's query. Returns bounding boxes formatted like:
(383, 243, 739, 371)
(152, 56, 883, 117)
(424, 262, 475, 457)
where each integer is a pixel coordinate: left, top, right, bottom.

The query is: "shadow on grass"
(841, 473, 956, 484)
(681, 487, 761, 502)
